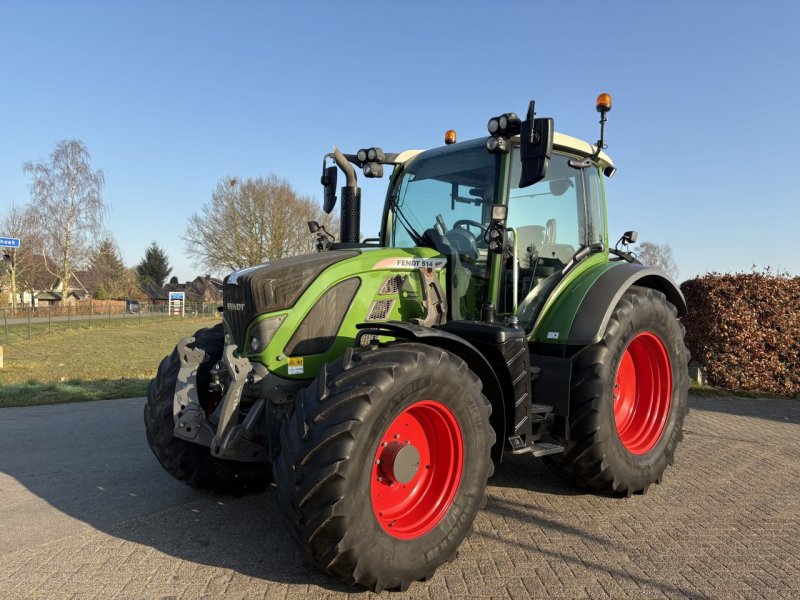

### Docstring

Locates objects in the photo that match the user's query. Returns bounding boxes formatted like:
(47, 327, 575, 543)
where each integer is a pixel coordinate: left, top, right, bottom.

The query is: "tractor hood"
(223, 250, 358, 349)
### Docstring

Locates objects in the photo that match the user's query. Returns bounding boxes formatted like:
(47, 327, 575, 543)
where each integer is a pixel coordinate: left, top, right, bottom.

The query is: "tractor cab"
(380, 131, 614, 329)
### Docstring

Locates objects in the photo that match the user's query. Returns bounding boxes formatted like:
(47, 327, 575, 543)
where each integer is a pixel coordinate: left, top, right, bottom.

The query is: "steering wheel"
(452, 219, 488, 240)
(446, 219, 487, 260)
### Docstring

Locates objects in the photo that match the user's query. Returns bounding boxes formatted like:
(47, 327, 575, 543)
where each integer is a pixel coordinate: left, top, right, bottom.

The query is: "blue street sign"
(0, 237, 21, 248)
(169, 291, 185, 301)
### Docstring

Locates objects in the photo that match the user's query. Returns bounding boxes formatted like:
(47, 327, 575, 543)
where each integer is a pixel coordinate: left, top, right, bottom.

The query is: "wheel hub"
(613, 331, 672, 455)
(370, 400, 464, 540)
(379, 442, 420, 484)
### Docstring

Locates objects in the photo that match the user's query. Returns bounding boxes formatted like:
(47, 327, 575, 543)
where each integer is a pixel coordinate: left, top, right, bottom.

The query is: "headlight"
(247, 315, 286, 354)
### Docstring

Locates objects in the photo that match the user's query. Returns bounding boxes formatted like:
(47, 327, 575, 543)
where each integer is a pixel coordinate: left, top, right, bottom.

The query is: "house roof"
(34, 291, 61, 301)
(139, 282, 169, 300)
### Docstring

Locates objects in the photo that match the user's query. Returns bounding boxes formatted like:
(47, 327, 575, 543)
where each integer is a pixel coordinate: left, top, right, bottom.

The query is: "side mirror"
(321, 165, 338, 214)
(519, 101, 553, 188)
(307, 220, 320, 233)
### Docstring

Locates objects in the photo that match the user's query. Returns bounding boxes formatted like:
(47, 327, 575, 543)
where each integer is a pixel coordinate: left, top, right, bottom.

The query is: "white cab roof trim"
(393, 132, 614, 170)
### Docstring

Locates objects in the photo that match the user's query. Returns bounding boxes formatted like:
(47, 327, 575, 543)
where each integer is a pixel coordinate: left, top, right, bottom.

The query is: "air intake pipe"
(332, 146, 361, 244)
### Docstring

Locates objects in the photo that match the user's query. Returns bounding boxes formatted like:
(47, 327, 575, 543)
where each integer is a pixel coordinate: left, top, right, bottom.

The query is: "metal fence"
(1, 302, 220, 345)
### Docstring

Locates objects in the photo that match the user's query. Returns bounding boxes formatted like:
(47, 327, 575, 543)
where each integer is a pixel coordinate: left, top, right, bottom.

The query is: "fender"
(355, 321, 507, 460)
(567, 262, 686, 346)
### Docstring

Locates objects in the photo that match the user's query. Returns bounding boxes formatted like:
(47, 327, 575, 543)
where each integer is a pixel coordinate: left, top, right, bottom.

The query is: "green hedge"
(680, 270, 800, 397)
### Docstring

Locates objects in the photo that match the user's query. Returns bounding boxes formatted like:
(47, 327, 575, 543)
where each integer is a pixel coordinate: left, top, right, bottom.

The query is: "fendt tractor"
(145, 94, 689, 591)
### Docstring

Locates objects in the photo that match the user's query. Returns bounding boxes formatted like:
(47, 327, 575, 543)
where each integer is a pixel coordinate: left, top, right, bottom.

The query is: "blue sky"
(1, 1, 798, 281)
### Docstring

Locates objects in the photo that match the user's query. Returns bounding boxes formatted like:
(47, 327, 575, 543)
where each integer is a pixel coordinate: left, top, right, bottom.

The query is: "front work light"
(363, 162, 384, 178)
(486, 135, 509, 154)
(487, 113, 521, 136)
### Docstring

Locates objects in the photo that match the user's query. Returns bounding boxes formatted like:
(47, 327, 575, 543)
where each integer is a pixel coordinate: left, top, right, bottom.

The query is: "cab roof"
(393, 132, 614, 171)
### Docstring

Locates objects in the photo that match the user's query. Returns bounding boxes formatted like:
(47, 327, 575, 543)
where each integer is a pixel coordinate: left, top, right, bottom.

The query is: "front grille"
(222, 283, 251, 349)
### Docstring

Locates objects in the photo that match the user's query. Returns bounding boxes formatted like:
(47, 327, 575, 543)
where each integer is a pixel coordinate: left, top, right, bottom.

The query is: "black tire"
(544, 286, 689, 496)
(144, 323, 271, 495)
(273, 343, 494, 592)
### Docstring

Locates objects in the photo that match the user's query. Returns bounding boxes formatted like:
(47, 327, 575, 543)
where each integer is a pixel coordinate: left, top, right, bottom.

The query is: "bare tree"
(0, 202, 44, 313)
(637, 241, 679, 280)
(24, 140, 106, 291)
(183, 175, 339, 273)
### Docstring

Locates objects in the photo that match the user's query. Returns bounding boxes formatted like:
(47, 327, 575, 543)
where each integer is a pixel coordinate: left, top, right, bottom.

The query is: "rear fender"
(567, 264, 686, 346)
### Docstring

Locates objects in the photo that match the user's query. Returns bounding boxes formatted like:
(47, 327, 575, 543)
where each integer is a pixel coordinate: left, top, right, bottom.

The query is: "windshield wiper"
(390, 192, 428, 247)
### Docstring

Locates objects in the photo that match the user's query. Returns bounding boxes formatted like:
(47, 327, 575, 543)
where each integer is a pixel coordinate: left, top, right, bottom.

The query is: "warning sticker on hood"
(373, 257, 447, 270)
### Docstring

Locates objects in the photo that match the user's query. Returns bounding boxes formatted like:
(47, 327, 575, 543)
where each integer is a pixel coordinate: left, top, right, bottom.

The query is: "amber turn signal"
(596, 93, 612, 113)
(444, 130, 457, 145)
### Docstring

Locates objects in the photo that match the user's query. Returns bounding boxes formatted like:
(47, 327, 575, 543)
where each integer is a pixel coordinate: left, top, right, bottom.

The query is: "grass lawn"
(0, 316, 220, 408)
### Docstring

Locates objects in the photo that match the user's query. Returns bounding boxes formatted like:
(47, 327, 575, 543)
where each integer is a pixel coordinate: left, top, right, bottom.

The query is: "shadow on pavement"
(0, 398, 357, 593)
(688, 393, 800, 424)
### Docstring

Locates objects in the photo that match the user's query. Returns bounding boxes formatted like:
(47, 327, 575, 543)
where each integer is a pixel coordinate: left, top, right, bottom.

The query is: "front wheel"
(544, 286, 689, 495)
(273, 343, 494, 591)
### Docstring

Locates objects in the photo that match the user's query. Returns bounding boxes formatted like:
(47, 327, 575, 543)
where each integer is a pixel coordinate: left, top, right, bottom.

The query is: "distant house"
(138, 275, 223, 307)
(2, 255, 92, 307)
(185, 275, 223, 303)
(138, 281, 170, 306)
(53, 272, 91, 305)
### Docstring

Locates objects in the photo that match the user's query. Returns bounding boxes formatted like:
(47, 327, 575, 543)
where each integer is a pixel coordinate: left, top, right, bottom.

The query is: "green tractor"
(145, 94, 688, 591)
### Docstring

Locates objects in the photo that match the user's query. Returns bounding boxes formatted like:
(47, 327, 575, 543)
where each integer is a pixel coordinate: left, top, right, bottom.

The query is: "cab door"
(497, 148, 605, 326)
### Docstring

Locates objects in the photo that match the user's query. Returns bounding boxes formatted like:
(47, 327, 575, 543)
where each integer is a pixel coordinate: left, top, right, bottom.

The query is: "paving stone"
(1, 395, 799, 599)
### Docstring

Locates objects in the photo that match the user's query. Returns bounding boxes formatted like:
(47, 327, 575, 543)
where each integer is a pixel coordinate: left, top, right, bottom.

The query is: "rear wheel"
(273, 343, 494, 591)
(144, 324, 271, 495)
(544, 286, 689, 495)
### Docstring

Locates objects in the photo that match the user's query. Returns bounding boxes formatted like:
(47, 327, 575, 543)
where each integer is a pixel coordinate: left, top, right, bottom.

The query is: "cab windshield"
(386, 138, 498, 319)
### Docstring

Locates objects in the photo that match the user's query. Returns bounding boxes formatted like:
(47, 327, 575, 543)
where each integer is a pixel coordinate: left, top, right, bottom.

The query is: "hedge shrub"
(680, 270, 800, 397)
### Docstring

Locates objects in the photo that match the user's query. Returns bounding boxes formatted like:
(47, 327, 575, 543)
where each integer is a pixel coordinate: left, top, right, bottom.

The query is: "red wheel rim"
(613, 332, 672, 455)
(370, 400, 463, 539)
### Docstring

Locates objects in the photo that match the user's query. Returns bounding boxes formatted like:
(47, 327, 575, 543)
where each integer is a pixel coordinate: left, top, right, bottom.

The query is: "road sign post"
(169, 292, 185, 317)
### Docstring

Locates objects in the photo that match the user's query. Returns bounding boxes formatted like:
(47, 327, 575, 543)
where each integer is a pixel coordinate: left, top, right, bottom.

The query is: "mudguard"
(568, 263, 686, 346)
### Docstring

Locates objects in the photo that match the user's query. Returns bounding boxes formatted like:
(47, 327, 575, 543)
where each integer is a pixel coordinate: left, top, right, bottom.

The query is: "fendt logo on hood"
(226, 303, 245, 311)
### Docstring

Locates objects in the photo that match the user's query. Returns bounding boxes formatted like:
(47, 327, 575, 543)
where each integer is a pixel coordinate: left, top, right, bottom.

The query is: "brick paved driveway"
(1, 394, 798, 599)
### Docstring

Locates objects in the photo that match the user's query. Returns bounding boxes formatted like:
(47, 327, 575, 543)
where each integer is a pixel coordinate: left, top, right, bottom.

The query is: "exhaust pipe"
(332, 146, 361, 244)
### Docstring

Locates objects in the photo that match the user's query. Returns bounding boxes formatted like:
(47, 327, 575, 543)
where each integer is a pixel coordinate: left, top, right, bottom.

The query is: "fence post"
(3, 308, 8, 344)
(28, 304, 32, 340)
(89, 302, 93, 328)
(108, 301, 112, 324)
(67, 303, 71, 329)
(48, 304, 52, 333)
(139, 304, 143, 325)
